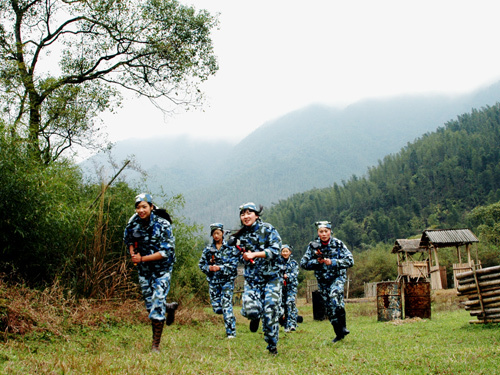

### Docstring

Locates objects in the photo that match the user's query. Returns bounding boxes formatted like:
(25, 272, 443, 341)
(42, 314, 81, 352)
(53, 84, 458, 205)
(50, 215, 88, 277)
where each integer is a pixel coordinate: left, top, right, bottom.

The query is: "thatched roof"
(391, 239, 424, 254)
(419, 229, 479, 248)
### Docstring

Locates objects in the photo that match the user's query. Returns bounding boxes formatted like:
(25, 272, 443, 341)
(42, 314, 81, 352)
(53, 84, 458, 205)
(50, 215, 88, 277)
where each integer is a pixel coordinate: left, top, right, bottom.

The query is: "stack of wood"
(456, 265, 500, 323)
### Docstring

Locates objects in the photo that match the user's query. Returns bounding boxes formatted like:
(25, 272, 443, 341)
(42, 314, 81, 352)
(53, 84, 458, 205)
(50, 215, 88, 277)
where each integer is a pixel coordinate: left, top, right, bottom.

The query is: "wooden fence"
(456, 264, 500, 324)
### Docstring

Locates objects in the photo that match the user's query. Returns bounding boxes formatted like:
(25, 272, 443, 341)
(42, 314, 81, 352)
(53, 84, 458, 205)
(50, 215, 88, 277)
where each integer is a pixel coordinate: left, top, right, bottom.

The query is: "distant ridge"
(81, 81, 500, 229)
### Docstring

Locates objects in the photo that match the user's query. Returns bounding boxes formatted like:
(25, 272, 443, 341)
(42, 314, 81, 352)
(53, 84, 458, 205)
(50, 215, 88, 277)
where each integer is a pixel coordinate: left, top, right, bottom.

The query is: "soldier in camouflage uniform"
(199, 223, 240, 338)
(300, 221, 354, 343)
(279, 244, 300, 332)
(123, 193, 178, 352)
(230, 202, 282, 355)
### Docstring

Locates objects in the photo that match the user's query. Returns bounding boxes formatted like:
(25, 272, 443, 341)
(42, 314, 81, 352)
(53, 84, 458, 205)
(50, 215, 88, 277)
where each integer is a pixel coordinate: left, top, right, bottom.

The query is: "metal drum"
(404, 281, 431, 319)
(377, 282, 402, 321)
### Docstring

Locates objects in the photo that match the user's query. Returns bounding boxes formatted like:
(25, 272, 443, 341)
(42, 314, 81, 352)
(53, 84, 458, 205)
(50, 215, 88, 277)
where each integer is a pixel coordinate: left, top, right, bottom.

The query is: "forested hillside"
(86, 82, 500, 229)
(266, 104, 500, 258)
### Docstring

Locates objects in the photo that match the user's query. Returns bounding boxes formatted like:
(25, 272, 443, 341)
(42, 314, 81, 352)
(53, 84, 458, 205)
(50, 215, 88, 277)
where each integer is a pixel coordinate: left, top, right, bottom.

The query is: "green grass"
(1, 300, 499, 374)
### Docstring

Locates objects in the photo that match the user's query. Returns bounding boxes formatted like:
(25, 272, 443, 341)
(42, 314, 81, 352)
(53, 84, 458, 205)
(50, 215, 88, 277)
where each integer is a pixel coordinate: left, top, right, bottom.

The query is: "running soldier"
(300, 221, 354, 343)
(230, 202, 282, 355)
(123, 193, 178, 352)
(199, 223, 239, 338)
(279, 244, 300, 332)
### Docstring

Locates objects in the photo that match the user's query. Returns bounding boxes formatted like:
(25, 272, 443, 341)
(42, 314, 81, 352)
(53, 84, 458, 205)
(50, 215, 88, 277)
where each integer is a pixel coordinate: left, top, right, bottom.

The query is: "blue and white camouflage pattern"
(199, 240, 240, 336)
(238, 218, 282, 351)
(238, 218, 282, 282)
(300, 236, 354, 324)
(279, 255, 299, 330)
(123, 211, 175, 321)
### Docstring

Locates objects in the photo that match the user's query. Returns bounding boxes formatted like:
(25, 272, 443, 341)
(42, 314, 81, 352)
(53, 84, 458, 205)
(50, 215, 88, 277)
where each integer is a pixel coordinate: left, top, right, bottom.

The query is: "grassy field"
(1, 291, 499, 374)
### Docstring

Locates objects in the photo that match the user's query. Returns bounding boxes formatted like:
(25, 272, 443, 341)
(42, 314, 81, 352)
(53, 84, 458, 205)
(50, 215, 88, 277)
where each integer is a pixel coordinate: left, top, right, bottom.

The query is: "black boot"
(332, 319, 345, 343)
(249, 318, 260, 332)
(332, 307, 346, 343)
(151, 319, 165, 352)
(165, 302, 178, 326)
(338, 307, 350, 336)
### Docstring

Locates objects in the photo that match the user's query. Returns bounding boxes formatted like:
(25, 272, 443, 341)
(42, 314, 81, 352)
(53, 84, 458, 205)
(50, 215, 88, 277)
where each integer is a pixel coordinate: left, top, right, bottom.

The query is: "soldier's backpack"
(153, 207, 172, 223)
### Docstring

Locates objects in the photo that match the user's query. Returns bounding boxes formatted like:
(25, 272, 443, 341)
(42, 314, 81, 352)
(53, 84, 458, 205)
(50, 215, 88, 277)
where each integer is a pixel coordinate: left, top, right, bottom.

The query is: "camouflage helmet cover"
(135, 193, 153, 206)
(315, 221, 332, 229)
(210, 223, 224, 234)
(239, 202, 258, 213)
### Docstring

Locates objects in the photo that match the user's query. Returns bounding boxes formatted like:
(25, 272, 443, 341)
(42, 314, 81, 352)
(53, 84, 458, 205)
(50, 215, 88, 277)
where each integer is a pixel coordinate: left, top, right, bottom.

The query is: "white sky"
(100, 0, 500, 144)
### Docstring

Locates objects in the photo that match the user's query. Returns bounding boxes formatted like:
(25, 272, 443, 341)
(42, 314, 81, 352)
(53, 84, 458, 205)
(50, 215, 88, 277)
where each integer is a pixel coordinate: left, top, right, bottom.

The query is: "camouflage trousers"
(138, 271, 171, 321)
(241, 276, 281, 350)
(281, 284, 298, 330)
(318, 277, 345, 325)
(209, 279, 236, 336)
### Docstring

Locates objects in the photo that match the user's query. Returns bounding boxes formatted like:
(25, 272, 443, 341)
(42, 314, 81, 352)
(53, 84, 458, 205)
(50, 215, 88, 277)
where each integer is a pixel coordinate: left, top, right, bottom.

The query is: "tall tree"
(0, 0, 218, 163)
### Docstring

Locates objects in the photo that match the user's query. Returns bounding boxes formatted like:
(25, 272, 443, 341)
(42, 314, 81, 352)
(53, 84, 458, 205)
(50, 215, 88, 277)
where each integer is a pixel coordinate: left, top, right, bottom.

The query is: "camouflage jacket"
(300, 236, 354, 282)
(238, 218, 282, 282)
(123, 211, 176, 276)
(198, 241, 239, 284)
(280, 256, 299, 289)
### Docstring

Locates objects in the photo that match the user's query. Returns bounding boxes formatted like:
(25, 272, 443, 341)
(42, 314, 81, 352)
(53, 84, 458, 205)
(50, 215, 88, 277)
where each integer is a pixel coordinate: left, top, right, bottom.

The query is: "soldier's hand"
(243, 252, 254, 261)
(320, 258, 332, 265)
(131, 253, 142, 264)
(209, 265, 220, 272)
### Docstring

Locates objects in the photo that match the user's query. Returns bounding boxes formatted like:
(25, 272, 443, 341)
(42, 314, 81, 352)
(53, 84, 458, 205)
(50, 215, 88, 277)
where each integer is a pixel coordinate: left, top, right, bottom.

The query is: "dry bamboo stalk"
(458, 272, 500, 286)
(458, 288, 500, 298)
(456, 265, 500, 280)
(464, 296, 500, 307)
(469, 307, 500, 316)
(457, 286, 500, 296)
(469, 319, 500, 324)
(457, 279, 500, 293)
(466, 302, 500, 311)
(475, 312, 500, 319)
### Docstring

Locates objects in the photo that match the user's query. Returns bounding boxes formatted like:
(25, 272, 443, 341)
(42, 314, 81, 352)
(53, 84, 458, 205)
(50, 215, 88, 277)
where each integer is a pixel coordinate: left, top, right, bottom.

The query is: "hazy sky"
(101, 0, 500, 144)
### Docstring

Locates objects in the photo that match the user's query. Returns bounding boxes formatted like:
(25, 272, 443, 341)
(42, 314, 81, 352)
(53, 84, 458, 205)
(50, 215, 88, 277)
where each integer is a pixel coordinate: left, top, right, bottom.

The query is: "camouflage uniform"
(238, 217, 282, 353)
(123, 211, 176, 321)
(199, 238, 239, 337)
(279, 255, 299, 331)
(300, 233, 354, 338)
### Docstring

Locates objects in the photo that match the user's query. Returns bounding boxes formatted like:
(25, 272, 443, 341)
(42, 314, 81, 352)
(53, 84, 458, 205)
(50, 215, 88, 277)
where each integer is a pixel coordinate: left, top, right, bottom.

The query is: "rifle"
(310, 241, 324, 261)
(208, 250, 218, 272)
(133, 241, 139, 266)
(228, 237, 255, 263)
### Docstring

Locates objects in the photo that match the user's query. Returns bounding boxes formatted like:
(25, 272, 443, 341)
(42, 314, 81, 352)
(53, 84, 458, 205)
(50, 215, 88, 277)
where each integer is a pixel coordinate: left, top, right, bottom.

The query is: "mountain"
(265, 103, 500, 258)
(81, 81, 500, 230)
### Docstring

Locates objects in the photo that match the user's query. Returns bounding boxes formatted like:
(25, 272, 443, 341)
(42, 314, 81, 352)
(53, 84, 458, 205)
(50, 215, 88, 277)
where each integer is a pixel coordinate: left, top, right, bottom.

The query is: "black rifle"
(228, 237, 254, 263)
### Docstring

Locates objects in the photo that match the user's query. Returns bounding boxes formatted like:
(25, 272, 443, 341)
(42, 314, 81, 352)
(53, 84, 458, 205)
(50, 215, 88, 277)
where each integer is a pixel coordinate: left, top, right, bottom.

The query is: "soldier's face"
(281, 248, 291, 259)
(212, 229, 223, 243)
(318, 227, 331, 242)
(240, 209, 258, 227)
(136, 201, 153, 220)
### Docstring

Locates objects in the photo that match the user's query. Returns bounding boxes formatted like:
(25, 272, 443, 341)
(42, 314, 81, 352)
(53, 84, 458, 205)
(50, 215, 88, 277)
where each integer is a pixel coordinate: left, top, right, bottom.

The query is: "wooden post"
(466, 244, 472, 266)
(433, 245, 442, 289)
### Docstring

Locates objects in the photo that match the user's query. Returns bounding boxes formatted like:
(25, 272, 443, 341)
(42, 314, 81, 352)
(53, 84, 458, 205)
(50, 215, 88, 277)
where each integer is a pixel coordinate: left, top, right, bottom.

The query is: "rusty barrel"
(404, 281, 431, 319)
(377, 282, 402, 321)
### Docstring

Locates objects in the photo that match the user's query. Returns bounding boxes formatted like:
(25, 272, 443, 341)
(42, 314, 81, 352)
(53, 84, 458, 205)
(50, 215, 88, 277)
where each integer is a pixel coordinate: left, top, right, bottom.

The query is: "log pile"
(456, 265, 500, 324)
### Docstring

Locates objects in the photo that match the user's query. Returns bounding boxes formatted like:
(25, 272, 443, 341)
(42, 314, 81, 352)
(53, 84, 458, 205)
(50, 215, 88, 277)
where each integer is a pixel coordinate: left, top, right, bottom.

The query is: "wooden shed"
(419, 229, 480, 290)
(392, 239, 429, 282)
